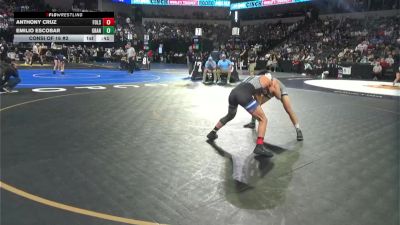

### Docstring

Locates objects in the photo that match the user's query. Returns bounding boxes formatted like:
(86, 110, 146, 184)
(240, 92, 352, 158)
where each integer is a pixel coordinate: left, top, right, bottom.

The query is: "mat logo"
(29, 84, 167, 93)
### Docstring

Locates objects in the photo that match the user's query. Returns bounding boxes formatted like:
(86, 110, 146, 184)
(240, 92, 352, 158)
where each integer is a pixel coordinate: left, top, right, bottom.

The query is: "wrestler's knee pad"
(220, 106, 237, 125)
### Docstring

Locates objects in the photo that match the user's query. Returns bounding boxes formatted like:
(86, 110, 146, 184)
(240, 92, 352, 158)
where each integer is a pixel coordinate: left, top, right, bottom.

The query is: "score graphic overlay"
(13, 12, 115, 43)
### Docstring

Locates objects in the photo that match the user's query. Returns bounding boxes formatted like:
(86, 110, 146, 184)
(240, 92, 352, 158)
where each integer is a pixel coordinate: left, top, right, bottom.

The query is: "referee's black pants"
(128, 57, 135, 74)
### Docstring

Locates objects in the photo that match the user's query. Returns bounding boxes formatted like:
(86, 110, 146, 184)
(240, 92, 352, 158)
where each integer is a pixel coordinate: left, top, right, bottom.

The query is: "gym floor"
(1, 65, 399, 225)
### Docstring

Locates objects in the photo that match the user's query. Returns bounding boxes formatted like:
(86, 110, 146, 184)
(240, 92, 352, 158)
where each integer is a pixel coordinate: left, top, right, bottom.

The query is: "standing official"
(248, 49, 257, 76)
(126, 43, 136, 74)
(187, 46, 195, 76)
(31, 43, 43, 65)
(240, 47, 248, 72)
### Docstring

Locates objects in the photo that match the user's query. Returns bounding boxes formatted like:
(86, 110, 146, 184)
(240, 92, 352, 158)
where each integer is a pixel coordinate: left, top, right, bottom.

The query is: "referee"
(248, 49, 257, 76)
(31, 43, 43, 65)
(126, 43, 136, 74)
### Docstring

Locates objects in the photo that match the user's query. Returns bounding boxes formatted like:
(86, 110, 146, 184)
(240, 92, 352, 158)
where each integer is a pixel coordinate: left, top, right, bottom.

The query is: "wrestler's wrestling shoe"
(296, 128, 303, 141)
(243, 122, 256, 129)
(207, 131, 218, 141)
(253, 144, 273, 157)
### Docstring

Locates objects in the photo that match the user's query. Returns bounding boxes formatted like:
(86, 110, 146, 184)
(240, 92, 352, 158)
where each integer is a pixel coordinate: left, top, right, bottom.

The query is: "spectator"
(147, 49, 153, 62)
(385, 54, 394, 66)
(327, 58, 339, 78)
(24, 50, 32, 65)
(0, 41, 8, 61)
(393, 65, 400, 86)
(304, 60, 313, 76)
(372, 59, 383, 80)
(45, 49, 53, 62)
(6, 48, 16, 61)
(313, 59, 326, 77)
(104, 49, 112, 63)
(270, 54, 278, 72)
(379, 57, 390, 75)
(114, 47, 124, 61)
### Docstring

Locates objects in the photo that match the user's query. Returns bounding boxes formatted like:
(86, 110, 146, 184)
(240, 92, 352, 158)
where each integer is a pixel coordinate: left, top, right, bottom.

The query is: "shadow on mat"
(263, 142, 287, 154)
(207, 139, 300, 210)
(206, 140, 232, 157)
(207, 140, 274, 184)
